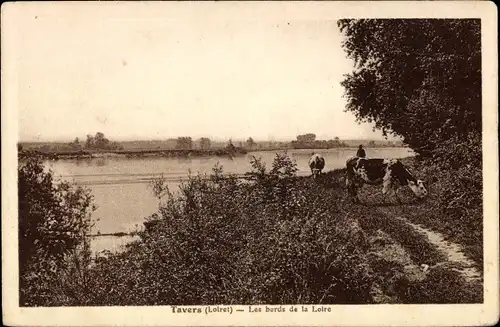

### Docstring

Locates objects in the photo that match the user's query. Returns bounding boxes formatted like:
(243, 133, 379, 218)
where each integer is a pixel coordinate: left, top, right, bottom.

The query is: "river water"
(44, 147, 414, 253)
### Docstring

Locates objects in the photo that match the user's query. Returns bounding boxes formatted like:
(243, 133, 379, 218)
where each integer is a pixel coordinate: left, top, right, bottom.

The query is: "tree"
(246, 137, 256, 149)
(18, 156, 95, 305)
(200, 138, 211, 150)
(94, 132, 110, 149)
(338, 19, 481, 157)
(296, 133, 316, 143)
(85, 133, 112, 149)
(176, 137, 193, 150)
(225, 139, 237, 154)
(85, 134, 94, 149)
(69, 137, 82, 150)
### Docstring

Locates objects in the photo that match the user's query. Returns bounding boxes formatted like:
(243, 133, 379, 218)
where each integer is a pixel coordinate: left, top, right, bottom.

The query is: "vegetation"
(338, 19, 482, 265)
(19, 151, 482, 306)
(175, 137, 193, 150)
(199, 137, 211, 150)
(290, 134, 348, 149)
(338, 19, 481, 157)
(18, 156, 96, 306)
(18, 19, 482, 307)
(19, 136, 402, 157)
(246, 137, 256, 149)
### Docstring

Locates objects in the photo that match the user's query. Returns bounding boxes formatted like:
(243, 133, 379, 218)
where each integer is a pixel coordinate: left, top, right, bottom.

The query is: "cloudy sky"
(8, 2, 390, 142)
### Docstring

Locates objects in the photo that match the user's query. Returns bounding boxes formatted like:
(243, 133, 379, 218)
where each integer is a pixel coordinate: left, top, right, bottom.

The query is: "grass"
(398, 158, 483, 270)
(19, 153, 483, 306)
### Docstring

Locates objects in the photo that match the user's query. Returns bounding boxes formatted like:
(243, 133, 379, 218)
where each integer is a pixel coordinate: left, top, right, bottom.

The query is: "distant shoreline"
(18, 146, 411, 161)
(18, 148, 248, 160)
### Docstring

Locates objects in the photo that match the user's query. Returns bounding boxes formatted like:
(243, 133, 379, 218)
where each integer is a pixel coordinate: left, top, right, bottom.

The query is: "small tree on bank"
(176, 137, 193, 150)
(199, 137, 211, 150)
(246, 137, 256, 149)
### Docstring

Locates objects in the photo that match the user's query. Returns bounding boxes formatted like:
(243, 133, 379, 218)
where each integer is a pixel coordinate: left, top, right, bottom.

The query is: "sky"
(8, 3, 392, 142)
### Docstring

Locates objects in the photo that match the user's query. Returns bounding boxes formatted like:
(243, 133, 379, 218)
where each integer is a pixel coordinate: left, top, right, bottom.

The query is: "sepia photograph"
(2, 1, 498, 326)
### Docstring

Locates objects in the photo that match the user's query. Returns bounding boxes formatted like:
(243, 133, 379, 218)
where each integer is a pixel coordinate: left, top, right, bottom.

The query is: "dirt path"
(395, 216, 483, 282)
(357, 203, 484, 303)
(370, 199, 483, 283)
(365, 228, 428, 303)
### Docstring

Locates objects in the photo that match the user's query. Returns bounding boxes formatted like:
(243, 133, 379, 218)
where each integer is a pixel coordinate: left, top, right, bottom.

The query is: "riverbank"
(83, 155, 481, 305)
(18, 147, 248, 160)
(19, 146, 411, 161)
(20, 152, 483, 306)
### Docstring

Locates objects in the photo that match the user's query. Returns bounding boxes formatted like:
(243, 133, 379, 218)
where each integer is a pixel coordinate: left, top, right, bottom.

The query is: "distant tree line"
(174, 137, 242, 154)
(290, 134, 347, 149)
(18, 134, 402, 154)
(71, 132, 123, 151)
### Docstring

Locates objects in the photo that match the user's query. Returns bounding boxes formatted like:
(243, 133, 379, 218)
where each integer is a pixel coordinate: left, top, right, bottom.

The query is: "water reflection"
(96, 158, 107, 166)
(177, 157, 192, 164)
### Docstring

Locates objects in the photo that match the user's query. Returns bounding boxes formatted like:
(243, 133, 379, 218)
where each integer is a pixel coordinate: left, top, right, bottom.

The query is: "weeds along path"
(321, 169, 482, 303)
(353, 198, 483, 303)
(372, 198, 482, 284)
(393, 216, 482, 283)
(350, 182, 483, 285)
(368, 200, 483, 289)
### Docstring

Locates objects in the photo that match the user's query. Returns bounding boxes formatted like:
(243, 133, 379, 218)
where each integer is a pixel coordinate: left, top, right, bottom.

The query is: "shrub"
(85, 153, 375, 305)
(404, 141, 483, 267)
(21, 150, 481, 306)
(18, 155, 96, 306)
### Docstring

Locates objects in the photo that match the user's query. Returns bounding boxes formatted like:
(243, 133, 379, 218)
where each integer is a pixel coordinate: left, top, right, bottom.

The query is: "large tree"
(338, 19, 481, 157)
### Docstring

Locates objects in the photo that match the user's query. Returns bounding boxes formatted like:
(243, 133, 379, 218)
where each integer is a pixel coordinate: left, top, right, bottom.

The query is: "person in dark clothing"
(356, 145, 366, 158)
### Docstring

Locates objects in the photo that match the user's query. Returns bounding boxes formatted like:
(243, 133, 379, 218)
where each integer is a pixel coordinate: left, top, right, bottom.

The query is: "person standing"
(356, 144, 366, 158)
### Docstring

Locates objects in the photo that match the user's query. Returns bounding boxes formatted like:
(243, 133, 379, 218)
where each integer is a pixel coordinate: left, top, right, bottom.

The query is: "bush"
(18, 155, 96, 306)
(85, 153, 375, 305)
(403, 135, 483, 267)
(19, 151, 483, 305)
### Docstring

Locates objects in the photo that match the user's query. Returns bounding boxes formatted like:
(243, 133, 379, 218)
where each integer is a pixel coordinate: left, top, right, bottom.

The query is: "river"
(44, 147, 414, 253)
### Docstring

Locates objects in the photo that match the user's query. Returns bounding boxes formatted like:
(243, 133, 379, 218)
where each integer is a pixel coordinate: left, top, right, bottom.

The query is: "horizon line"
(19, 136, 400, 143)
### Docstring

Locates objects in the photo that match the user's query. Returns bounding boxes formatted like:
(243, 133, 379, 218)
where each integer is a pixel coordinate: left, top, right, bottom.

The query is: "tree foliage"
(84, 132, 122, 150)
(18, 156, 95, 305)
(176, 137, 193, 150)
(86, 154, 373, 305)
(338, 19, 481, 157)
(246, 137, 256, 149)
(296, 133, 317, 143)
(226, 139, 236, 153)
(199, 137, 211, 150)
(291, 134, 346, 149)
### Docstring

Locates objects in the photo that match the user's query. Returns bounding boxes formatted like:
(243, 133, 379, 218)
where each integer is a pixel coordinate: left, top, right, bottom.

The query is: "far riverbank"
(19, 145, 410, 161)
(18, 148, 248, 160)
